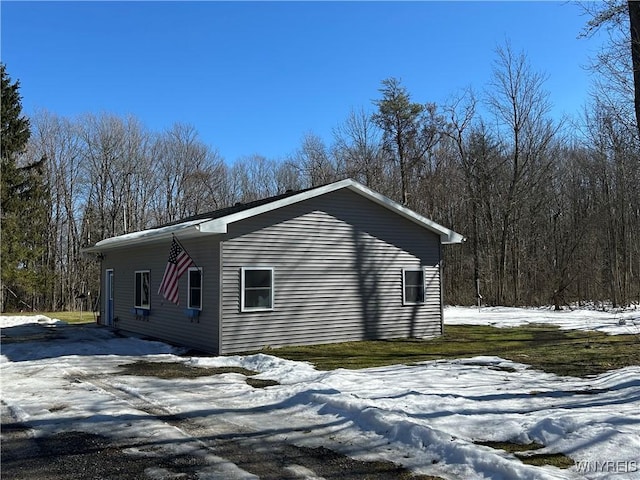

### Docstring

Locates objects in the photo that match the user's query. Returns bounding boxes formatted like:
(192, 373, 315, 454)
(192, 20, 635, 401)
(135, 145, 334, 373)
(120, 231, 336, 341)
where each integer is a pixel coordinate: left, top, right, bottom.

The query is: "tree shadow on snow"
(0, 322, 176, 362)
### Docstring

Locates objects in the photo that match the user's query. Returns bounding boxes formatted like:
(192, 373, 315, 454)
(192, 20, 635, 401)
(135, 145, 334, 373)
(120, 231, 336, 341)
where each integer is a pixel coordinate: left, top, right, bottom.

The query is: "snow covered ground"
(1, 307, 639, 480)
(445, 305, 640, 336)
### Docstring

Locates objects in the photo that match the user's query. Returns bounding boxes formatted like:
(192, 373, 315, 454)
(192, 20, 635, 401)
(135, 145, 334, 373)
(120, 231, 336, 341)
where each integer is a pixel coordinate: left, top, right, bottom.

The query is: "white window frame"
(241, 267, 274, 312)
(187, 266, 203, 310)
(402, 268, 426, 305)
(134, 270, 151, 309)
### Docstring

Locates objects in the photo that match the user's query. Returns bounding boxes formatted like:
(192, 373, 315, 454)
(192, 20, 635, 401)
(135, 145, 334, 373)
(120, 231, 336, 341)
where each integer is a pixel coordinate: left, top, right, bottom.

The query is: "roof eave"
(198, 179, 464, 244)
(442, 232, 466, 245)
(81, 220, 209, 253)
(197, 179, 356, 234)
(343, 182, 465, 244)
(81, 178, 465, 252)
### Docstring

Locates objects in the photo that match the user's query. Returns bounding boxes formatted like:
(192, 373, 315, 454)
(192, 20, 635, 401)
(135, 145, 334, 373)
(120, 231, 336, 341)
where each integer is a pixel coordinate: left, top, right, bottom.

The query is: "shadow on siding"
(352, 227, 382, 339)
(351, 225, 435, 340)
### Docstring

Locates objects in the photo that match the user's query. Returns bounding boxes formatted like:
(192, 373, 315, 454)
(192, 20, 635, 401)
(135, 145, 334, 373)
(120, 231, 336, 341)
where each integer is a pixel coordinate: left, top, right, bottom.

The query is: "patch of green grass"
(2, 311, 96, 324)
(118, 361, 258, 379)
(52, 311, 97, 324)
(245, 378, 280, 388)
(260, 325, 640, 377)
(117, 361, 282, 388)
(517, 452, 575, 468)
(476, 441, 545, 453)
(476, 441, 574, 469)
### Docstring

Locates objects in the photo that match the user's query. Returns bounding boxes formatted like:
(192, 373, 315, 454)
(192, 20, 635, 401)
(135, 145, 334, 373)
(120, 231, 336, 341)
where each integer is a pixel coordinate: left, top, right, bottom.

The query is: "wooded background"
(2, 4, 640, 312)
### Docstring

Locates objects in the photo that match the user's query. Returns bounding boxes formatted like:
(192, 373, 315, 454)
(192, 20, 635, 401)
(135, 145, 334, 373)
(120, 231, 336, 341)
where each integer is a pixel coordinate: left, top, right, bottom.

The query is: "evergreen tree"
(372, 78, 443, 206)
(1, 64, 50, 311)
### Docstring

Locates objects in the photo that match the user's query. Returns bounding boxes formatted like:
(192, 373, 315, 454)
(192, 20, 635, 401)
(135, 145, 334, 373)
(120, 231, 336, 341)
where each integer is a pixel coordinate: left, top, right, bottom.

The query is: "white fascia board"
(82, 219, 210, 253)
(197, 179, 355, 234)
(198, 178, 464, 244)
(83, 179, 464, 252)
(346, 182, 465, 244)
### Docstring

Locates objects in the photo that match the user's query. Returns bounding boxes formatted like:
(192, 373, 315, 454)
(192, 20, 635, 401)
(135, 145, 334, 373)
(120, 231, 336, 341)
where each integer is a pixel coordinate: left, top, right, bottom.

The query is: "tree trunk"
(628, 0, 640, 138)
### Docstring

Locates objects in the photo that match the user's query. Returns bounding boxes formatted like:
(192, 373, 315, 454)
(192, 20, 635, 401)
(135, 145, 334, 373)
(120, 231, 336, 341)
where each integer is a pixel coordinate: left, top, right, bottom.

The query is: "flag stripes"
(158, 238, 194, 304)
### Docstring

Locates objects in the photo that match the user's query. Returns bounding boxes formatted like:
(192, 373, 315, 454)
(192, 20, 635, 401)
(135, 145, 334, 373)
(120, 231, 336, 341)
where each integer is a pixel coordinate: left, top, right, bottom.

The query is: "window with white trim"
(241, 267, 274, 311)
(188, 267, 202, 310)
(402, 269, 425, 305)
(135, 270, 150, 309)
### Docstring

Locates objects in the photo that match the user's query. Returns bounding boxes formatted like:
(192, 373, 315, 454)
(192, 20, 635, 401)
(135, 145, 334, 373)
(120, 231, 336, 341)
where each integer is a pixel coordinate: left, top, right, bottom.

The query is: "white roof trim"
(345, 181, 465, 244)
(82, 179, 464, 253)
(82, 219, 209, 252)
(197, 179, 355, 234)
(199, 179, 463, 244)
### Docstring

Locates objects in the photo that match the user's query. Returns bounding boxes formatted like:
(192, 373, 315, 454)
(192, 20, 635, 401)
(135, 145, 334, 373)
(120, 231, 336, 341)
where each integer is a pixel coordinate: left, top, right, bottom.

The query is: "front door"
(105, 269, 114, 326)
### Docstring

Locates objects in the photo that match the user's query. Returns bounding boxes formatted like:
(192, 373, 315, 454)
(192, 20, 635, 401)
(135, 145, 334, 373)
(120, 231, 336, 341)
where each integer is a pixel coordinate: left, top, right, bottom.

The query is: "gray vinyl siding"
(220, 189, 442, 354)
(100, 237, 221, 353)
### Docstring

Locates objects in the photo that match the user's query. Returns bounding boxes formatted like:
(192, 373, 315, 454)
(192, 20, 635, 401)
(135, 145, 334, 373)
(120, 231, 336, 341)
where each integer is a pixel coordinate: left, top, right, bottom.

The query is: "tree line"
(2, 33, 639, 312)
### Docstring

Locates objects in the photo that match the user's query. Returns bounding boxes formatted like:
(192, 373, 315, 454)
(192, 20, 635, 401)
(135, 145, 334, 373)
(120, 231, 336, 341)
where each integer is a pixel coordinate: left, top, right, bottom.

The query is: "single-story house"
(83, 178, 464, 354)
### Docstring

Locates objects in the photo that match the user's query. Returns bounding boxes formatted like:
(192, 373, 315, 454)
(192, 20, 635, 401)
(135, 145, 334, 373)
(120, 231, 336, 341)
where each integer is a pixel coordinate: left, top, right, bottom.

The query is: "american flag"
(158, 238, 194, 304)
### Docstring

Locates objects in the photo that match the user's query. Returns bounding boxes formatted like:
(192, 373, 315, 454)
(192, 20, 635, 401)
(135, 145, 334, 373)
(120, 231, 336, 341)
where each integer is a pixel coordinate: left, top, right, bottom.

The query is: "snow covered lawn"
(445, 305, 640, 336)
(2, 308, 639, 479)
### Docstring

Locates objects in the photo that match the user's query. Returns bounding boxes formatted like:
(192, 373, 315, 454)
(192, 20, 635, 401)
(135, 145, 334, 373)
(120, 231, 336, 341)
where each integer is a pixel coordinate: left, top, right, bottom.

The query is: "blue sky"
(2, 1, 605, 163)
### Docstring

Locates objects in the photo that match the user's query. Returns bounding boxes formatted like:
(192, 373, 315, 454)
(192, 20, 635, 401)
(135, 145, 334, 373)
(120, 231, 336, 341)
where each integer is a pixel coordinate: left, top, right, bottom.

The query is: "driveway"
(1, 320, 436, 480)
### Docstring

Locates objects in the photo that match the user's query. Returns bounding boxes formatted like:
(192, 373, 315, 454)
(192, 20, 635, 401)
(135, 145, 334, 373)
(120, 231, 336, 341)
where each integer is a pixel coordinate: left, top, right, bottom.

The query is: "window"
(403, 269, 425, 305)
(188, 267, 202, 310)
(241, 267, 274, 311)
(135, 270, 150, 309)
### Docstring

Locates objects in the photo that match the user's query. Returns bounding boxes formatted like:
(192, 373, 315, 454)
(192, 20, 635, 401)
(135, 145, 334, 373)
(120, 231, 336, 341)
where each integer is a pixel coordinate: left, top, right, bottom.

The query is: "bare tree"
(149, 123, 226, 224)
(581, 0, 640, 138)
(30, 112, 88, 309)
(485, 43, 558, 304)
(582, 101, 640, 306)
(333, 108, 386, 191)
(442, 89, 482, 302)
(292, 133, 340, 188)
(79, 113, 150, 239)
(228, 155, 281, 204)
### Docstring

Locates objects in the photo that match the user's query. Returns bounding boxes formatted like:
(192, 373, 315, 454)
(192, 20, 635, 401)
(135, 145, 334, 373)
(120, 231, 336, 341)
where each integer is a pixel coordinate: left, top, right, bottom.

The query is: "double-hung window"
(402, 269, 425, 305)
(135, 270, 150, 309)
(188, 267, 203, 310)
(241, 267, 274, 312)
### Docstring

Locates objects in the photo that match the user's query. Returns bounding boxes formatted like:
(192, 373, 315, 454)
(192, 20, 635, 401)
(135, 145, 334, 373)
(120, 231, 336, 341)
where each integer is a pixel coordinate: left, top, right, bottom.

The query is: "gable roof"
(83, 179, 464, 253)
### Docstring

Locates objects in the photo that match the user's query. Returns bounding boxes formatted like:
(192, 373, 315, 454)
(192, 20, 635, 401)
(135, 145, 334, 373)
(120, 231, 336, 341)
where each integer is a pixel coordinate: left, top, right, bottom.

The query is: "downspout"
(439, 241, 444, 336)
(218, 240, 224, 355)
(98, 253, 103, 324)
